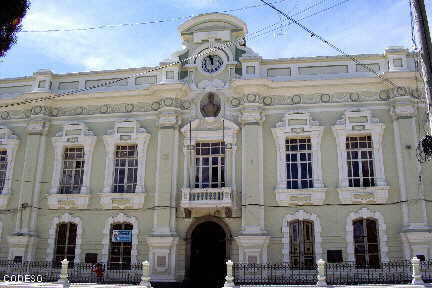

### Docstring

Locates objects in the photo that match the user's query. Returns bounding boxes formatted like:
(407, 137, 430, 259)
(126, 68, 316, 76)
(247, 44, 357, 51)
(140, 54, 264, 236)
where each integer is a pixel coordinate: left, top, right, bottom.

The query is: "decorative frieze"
(337, 186, 390, 204)
(99, 193, 145, 209)
(47, 194, 90, 209)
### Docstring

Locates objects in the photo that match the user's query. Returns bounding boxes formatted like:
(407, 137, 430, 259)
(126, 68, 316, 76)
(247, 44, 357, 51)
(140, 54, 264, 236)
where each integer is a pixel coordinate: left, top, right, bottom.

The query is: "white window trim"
(271, 112, 326, 206)
(0, 126, 19, 197)
(46, 213, 82, 263)
(101, 213, 138, 263)
(100, 120, 150, 209)
(180, 118, 239, 208)
(282, 210, 322, 262)
(48, 123, 95, 209)
(50, 122, 96, 195)
(332, 110, 390, 204)
(345, 208, 389, 262)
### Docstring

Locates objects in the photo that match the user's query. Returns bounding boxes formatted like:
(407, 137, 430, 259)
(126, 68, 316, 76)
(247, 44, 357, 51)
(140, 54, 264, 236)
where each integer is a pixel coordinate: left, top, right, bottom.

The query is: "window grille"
(353, 218, 380, 267)
(54, 222, 77, 266)
(194, 142, 225, 188)
(346, 136, 375, 187)
(289, 220, 315, 267)
(285, 138, 313, 189)
(0, 150, 6, 193)
(59, 147, 85, 194)
(109, 223, 133, 269)
(113, 145, 138, 193)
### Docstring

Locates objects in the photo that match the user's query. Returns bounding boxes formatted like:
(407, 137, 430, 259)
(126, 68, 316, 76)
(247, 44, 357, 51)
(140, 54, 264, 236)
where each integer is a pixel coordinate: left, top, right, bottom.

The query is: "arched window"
(54, 222, 77, 265)
(289, 220, 315, 267)
(353, 218, 380, 267)
(109, 222, 133, 269)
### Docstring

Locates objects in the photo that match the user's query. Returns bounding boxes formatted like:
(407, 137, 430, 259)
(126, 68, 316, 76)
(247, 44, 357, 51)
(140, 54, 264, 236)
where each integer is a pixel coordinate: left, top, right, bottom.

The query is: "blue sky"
(1, 0, 431, 79)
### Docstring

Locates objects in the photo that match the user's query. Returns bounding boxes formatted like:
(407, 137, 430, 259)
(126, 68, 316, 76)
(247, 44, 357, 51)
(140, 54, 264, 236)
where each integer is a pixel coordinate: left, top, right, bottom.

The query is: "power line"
(0, 0, 351, 110)
(258, 0, 400, 89)
(19, 0, 290, 33)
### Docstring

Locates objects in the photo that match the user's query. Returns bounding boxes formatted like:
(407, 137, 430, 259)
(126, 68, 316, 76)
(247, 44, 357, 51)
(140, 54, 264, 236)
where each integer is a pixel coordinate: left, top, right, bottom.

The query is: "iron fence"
(233, 263, 318, 285)
(0, 260, 142, 284)
(325, 260, 412, 285)
(422, 259, 432, 283)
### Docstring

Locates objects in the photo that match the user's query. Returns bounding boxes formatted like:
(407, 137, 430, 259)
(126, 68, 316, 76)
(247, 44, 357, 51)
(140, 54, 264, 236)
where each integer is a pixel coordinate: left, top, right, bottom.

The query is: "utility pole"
(411, 0, 432, 133)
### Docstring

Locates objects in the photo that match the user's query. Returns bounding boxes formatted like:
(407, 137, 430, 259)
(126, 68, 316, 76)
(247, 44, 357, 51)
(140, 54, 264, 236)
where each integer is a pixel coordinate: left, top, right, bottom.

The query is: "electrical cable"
(258, 0, 399, 89)
(19, 0, 290, 33)
(0, 0, 352, 110)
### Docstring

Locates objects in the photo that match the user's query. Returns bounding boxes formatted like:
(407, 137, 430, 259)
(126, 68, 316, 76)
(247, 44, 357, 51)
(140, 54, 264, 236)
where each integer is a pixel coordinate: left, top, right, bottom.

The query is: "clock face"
(201, 55, 224, 74)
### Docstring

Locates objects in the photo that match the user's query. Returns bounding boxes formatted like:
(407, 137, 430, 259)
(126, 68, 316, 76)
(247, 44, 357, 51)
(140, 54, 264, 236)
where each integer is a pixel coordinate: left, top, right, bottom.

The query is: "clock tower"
(169, 13, 251, 88)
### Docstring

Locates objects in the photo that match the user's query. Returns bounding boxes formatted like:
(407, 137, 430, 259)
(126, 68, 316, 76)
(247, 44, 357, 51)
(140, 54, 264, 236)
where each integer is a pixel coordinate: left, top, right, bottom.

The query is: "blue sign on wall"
(112, 230, 132, 242)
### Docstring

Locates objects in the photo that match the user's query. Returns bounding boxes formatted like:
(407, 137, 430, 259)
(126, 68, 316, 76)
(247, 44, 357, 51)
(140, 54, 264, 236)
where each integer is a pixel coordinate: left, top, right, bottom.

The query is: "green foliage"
(0, 0, 30, 57)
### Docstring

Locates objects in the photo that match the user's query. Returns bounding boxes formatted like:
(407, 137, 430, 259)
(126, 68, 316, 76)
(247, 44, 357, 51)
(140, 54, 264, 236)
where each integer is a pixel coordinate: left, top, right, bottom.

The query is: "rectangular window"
(353, 218, 380, 267)
(289, 220, 315, 268)
(327, 250, 343, 263)
(346, 135, 375, 187)
(0, 150, 7, 193)
(113, 145, 138, 193)
(59, 147, 85, 194)
(246, 66, 256, 75)
(194, 142, 225, 188)
(109, 223, 133, 269)
(54, 222, 77, 266)
(166, 71, 175, 80)
(393, 58, 403, 67)
(285, 138, 313, 189)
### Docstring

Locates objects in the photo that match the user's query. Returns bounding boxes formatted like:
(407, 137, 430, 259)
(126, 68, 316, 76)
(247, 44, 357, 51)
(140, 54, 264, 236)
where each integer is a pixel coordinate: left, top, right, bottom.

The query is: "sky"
(1, 0, 432, 79)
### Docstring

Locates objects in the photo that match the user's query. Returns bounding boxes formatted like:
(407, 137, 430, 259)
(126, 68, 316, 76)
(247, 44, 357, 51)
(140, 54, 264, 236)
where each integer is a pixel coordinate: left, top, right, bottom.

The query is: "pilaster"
(146, 236, 179, 281)
(391, 96, 432, 258)
(11, 116, 49, 260)
(239, 100, 266, 234)
(153, 107, 180, 236)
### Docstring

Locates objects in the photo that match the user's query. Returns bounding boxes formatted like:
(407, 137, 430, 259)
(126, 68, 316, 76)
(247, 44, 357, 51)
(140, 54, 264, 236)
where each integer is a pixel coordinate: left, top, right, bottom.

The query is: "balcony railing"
(180, 187, 233, 208)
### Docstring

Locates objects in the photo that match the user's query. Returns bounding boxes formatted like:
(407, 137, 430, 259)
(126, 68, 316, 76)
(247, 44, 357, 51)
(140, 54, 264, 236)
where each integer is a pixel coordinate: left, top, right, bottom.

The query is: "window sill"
(47, 194, 89, 209)
(0, 194, 10, 210)
(274, 188, 327, 206)
(180, 187, 233, 208)
(337, 186, 390, 204)
(98, 193, 145, 209)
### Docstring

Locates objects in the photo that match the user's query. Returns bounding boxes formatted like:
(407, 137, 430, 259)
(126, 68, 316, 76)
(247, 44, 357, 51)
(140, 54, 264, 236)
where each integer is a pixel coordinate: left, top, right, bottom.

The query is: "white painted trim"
(345, 208, 389, 262)
(282, 210, 322, 262)
(50, 122, 96, 195)
(332, 110, 389, 204)
(272, 111, 325, 190)
(46, 213, 82, 263)
(180, 117, 239, 190)
(101, 213, 139, 263)
(102, 120, 150, 194)
(0, 126, 19, 196)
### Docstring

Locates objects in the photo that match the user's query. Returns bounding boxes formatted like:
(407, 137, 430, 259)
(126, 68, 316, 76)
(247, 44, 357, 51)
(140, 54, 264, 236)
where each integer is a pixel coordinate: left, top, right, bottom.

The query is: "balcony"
(180, 187, 233, 208)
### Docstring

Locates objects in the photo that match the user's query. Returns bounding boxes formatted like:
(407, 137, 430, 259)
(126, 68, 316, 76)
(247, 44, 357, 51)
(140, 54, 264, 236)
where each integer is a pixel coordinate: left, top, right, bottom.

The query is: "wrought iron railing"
(0, 260, 142, 284)
(233, 263, 318, 285)
(421, 259, 432, 283)
(325, 260, 412, 285)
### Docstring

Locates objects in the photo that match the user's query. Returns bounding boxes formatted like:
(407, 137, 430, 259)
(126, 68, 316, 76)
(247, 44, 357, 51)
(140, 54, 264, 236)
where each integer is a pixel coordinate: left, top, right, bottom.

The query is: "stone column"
(8, 116, 49, 261)
(148, 106, 179, 281)
(392, 96, 432, 258)
(236, 99, 269, 263)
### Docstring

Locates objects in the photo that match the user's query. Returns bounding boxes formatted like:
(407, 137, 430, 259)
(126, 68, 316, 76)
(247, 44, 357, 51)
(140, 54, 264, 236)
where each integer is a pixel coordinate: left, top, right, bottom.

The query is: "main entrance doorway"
(188, 220, 229, 288)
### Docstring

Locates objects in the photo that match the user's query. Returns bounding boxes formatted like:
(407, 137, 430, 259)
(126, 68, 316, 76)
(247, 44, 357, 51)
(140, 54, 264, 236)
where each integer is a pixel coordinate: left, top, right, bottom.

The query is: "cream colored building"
(0, 13, 430, 285)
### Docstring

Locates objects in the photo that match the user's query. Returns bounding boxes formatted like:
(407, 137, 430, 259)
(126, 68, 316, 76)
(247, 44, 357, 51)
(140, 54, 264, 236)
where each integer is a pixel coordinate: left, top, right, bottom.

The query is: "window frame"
(289, 219, 315, 268)
(112, 144, 139, 193)
(285, 137, 314, 189)
(0, 126, 19, 196)
(194, 141, 225, 189)
(50, 123, 96, 195)
(59, 146, 86, 194)
(53, 222, 78, 266)
(346, 135, 376, 188)
(108, 222, 133, 269)
(352, 217, 381, 267)
(102, 120, 150, 194)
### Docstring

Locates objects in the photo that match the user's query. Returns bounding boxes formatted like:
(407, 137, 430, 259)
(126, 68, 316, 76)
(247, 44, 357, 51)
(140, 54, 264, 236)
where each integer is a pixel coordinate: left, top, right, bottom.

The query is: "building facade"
(0, 13, 431, 284)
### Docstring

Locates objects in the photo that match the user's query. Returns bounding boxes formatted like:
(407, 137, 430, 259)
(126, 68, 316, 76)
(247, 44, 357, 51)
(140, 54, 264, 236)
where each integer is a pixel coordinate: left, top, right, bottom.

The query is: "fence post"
(140, 260, 152, 288)
(58, 259, 70, 288)
(223, 260, 234, 288)
(411, 256, 424, 285)
(316, 259, 327, 286)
